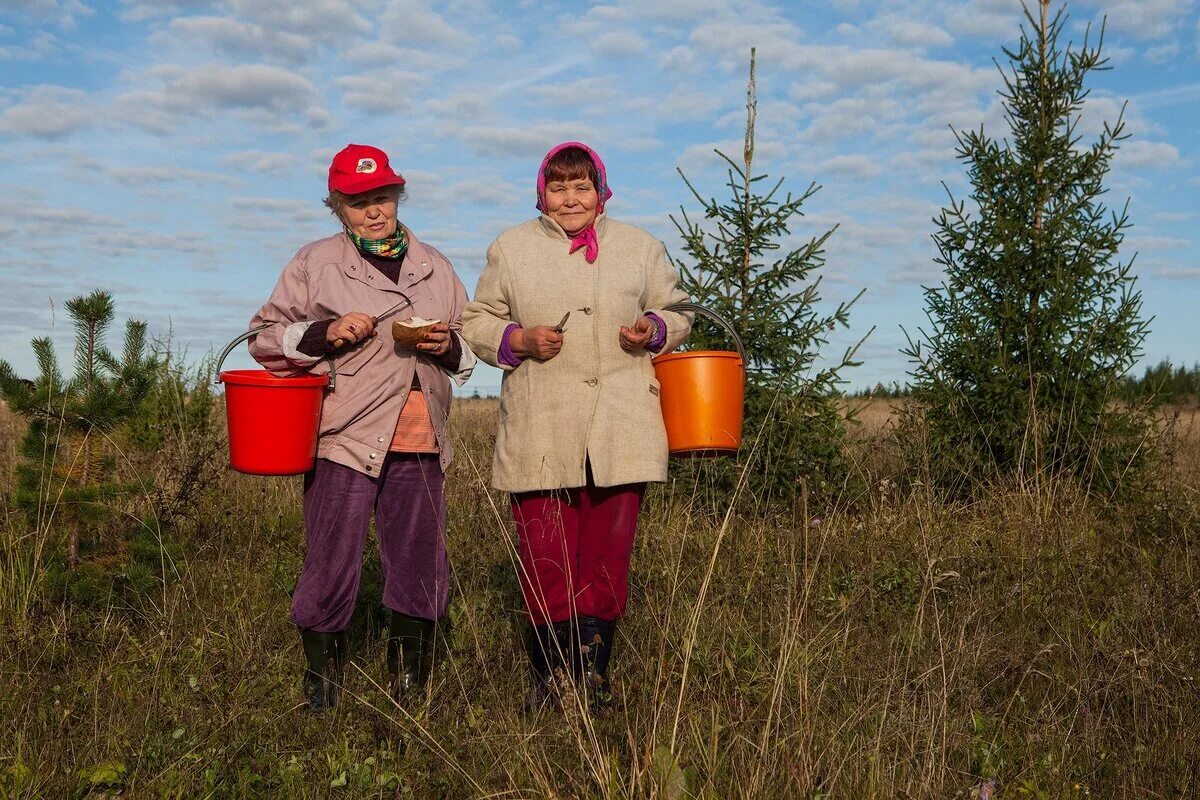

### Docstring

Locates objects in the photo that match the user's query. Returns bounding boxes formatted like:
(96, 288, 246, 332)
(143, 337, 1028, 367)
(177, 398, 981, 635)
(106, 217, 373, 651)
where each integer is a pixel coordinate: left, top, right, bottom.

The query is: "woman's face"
(543, 177, 598, 235)
(340, 188, 400, 239)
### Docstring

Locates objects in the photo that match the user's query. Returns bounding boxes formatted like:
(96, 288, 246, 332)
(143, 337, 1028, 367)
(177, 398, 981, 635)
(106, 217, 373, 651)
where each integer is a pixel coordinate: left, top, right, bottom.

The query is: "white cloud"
(335, 73, 424, 113)
(227, 196, 330, 228)
(820, 154, 882, 178)
(659, 44, 698, 72)
(944, 0, 1023, 40)
(221, 150, 300, 176)
(1117, 139, 1183, 170)
(456, 123, 602, 158)
(1150, 210, 1195, 223)
(425, 89, 500, 124)
(158, 16, 314, 66)
(338, 39, 405, 65)
(0, 86, 94, 138)
(594, 30, 649, 57)
(90, 229, 214, 257)
(675, 138, 748, 171)
(1084, 0, 1195, 41)
(113, 63, 325, 133)
(119, 0, 213, 22)
(378, 0, 472, 49)
(525, 77, 621, 107)
(1151, 266, 1200, 279)
(0, 199, 118, 229)
(493, 33, 522, 51)
(0, 29, 59, 60)
(866, 15, 954, 49)
(106, 166, 240, 188)
(1126, 233, 1192, 251)
(225, 0, 370, 42)
(3, 0, 93, 28)
(1143, 40, 1180, 63)
(689, 19, 807, 72)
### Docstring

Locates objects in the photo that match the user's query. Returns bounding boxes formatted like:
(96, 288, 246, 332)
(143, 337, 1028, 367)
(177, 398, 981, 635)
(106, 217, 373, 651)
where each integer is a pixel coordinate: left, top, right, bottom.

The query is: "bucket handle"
(661, 302, 747, 365)
(214, 324, 337, 391)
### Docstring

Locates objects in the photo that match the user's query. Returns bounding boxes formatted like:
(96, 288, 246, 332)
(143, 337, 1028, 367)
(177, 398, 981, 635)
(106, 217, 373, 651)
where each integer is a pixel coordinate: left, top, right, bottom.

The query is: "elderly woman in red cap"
(249, 144, 475, 711)
(462, 142, 691, 710)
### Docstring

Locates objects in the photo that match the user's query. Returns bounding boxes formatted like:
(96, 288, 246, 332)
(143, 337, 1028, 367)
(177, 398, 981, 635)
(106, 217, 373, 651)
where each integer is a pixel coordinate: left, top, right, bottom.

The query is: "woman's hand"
(327, 311, 378, 348)
(511, 326, 563, 361)
(619, 316, 656, 352)
(416, 322, 452, 356)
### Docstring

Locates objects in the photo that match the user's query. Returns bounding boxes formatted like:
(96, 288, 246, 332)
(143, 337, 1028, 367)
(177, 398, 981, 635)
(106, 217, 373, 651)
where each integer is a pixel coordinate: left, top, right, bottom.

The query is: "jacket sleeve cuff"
(283, 321, 325, 363)
(645, 313, 667, 354)
(498, 323, 525, 367)
(441, 332, 476, 387)
(296, 319, 333, 358)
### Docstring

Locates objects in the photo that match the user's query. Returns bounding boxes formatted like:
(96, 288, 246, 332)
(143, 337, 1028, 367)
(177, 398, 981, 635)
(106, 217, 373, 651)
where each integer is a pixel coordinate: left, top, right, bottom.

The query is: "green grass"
(1, 398, 1198, 798)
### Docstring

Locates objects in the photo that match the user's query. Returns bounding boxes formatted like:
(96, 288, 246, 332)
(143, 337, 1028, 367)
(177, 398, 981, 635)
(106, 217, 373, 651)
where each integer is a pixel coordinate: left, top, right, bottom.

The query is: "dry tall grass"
(1, 397, 1197, 798)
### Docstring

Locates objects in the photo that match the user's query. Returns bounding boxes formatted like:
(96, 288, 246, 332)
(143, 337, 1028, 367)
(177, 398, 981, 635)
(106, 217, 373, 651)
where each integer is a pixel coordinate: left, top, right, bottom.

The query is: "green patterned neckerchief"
(346, 224, 409, 259)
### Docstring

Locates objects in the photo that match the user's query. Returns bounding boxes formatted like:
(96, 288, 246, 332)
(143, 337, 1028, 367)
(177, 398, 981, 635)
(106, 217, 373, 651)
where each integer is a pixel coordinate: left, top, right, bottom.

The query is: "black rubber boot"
(524, 621, 572, 712)
(300, 628, 346, 712)
(574, 616, 616, 712)
(387, 611, 435, 699)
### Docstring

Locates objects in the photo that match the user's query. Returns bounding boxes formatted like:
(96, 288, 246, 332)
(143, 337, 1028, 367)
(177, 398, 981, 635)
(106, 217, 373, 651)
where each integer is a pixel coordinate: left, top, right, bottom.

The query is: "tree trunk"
(740, 48, 756, 335)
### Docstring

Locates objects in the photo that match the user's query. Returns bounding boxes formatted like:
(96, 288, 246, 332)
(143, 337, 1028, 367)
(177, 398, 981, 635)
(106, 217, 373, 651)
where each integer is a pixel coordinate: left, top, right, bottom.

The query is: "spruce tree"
(0, 290, 159, 568)
(902, 1, 1153, 493)
(672, 49, 868, 505)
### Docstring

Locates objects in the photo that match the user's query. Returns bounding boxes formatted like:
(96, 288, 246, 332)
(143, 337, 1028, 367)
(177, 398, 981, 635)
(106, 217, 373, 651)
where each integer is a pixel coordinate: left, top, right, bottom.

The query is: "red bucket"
(219, 369, 328, 475)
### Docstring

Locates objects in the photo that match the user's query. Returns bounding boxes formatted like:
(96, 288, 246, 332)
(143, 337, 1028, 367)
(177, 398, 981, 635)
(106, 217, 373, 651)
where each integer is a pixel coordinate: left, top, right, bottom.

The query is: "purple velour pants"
(290, 454, 448, 632)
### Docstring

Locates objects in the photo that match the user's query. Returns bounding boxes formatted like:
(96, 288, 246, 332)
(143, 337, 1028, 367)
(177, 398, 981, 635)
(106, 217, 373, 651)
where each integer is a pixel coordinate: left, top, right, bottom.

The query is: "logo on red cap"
(356, 158, 376, 173)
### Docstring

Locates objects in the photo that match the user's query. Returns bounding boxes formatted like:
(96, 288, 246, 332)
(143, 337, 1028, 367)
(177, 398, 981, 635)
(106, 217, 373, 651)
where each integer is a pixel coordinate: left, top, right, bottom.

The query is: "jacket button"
(377, 437, 385, 443)
(586, 378, 598, 387)
(369, 453, 377, 460)
(583, 307, 593, 314)
(366, 465, 373, 472)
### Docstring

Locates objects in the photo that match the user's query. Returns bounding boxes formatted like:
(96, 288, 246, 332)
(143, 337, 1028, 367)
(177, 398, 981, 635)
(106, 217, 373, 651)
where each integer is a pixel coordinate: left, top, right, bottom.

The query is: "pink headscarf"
(536, 141, 613, 264)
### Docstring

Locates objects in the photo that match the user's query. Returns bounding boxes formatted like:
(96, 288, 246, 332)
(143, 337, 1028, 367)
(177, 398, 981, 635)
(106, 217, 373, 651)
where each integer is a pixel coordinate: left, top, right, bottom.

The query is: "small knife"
(554, 312, 570, 333)
(332, 295, 413, 348)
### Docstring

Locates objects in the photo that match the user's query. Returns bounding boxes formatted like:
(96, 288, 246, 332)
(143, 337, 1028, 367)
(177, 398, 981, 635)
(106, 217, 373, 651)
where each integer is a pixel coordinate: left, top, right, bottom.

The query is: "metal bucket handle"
(661, 302, 747, 365)
(214, 323, 337, 391)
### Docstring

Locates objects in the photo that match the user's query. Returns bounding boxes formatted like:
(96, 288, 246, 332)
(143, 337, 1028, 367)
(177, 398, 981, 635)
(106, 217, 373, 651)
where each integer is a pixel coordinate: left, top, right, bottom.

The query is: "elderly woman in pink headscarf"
(463, 142, 692, 710)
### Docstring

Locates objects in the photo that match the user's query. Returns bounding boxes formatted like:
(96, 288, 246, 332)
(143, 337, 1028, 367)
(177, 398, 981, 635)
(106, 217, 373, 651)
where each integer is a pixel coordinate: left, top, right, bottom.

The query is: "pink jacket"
(248, 227, 474, 476)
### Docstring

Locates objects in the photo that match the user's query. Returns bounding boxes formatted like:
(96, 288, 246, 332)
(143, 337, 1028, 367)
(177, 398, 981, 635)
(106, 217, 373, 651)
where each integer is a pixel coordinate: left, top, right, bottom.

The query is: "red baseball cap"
(327, 144, 406, 195)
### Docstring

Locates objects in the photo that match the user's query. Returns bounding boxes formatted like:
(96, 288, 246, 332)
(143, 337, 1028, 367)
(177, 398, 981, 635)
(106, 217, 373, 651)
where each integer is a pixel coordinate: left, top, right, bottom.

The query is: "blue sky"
(0, 0, 1196, 394)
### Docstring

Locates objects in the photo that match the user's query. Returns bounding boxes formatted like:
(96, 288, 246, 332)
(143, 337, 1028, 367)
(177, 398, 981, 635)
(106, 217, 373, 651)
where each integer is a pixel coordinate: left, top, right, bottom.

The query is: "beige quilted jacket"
(462, 215, 691, 493)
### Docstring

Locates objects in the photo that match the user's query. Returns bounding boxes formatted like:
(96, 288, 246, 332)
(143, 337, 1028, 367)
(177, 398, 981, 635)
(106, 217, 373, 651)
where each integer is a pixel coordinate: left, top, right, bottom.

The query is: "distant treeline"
(849, 381, 910, 399)
(846, 359, 1200, 402)
(1119, 359, 1200, 403)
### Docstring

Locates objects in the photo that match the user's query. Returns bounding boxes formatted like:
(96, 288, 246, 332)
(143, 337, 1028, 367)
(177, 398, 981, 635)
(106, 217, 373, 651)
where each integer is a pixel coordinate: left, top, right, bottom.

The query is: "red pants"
(512, 482, 645, 625)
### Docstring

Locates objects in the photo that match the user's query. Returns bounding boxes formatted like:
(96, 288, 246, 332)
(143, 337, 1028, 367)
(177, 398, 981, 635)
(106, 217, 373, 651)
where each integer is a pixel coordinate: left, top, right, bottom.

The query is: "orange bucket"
(215, 326, 333, 476)
(653, 303, 746, 457)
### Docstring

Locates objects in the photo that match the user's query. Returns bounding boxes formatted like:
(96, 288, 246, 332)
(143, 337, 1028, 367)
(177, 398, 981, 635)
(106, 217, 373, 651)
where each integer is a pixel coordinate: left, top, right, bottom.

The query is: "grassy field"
(2, 397, 1199, 798)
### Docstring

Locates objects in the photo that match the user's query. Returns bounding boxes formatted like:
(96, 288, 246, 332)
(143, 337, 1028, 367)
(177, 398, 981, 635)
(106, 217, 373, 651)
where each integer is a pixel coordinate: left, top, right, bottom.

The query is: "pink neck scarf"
(568, 227, 600, 263)
(536, 141, 613, 264)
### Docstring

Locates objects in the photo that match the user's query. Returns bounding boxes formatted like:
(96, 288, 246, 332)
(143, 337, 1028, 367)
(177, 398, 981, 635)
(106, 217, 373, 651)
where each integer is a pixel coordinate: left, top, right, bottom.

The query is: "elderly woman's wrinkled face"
(543, 177, 598, 235)
(340, 188, 400, 240)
